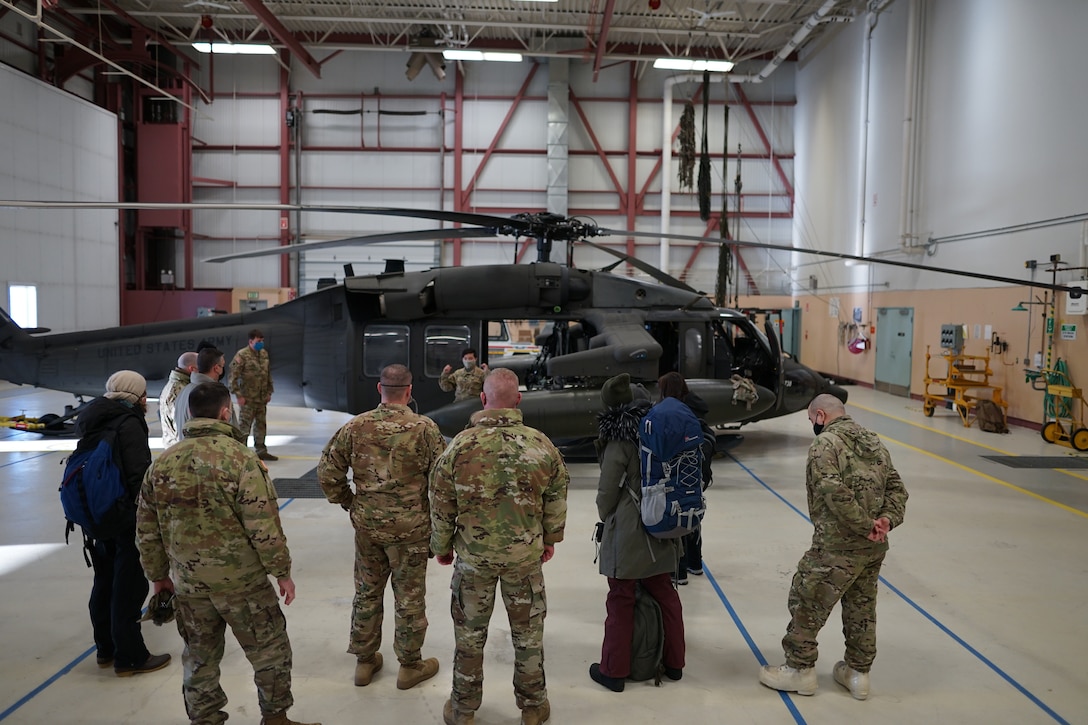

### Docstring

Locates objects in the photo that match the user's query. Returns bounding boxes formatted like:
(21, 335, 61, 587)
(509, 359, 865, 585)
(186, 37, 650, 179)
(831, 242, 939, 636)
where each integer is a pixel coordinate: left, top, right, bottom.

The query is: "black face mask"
(813, 423, 825, 436)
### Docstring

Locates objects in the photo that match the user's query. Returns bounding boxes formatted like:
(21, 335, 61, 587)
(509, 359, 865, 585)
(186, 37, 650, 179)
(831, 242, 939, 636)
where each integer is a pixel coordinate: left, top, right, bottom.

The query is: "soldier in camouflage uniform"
(431, 368, 569, 725)
(229, 328, 277, 461)
(438, 347, 489, 402)
(760, 394, 908, 701)
(137, 382, 319, 725)
(159, 351, 196, 448)
(317, 364, 446, 690)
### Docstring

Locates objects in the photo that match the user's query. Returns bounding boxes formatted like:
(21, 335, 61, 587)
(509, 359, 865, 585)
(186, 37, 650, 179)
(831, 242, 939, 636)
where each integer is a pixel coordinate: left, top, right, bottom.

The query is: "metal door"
(875, 307, 913, 397)
(778, 306, 802, 360)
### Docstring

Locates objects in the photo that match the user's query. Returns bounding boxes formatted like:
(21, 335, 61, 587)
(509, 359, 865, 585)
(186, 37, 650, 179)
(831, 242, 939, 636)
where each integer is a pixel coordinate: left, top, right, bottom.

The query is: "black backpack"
(629, 583, 664, 684)
(60, 427, 131, 542)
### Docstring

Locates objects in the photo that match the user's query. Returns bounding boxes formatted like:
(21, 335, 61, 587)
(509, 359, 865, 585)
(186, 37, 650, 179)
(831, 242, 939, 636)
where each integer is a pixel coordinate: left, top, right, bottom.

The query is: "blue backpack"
(638, 397, 706, 539)
(60, 431, 131, 541)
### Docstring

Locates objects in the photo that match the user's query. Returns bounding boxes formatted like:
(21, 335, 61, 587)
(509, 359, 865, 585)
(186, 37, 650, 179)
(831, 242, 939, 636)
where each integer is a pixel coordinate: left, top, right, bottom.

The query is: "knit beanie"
(104, 370, 147, 404)
(601, 373, 633, 408)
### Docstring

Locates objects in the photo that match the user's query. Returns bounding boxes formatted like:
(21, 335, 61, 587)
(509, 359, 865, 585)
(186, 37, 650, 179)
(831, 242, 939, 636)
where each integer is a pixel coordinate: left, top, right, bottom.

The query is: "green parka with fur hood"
(594, 400, 681, 579)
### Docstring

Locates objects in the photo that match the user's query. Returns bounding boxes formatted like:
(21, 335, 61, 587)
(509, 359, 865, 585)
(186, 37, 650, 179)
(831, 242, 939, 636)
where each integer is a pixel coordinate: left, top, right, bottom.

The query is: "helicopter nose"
(826, 381, 849, 403)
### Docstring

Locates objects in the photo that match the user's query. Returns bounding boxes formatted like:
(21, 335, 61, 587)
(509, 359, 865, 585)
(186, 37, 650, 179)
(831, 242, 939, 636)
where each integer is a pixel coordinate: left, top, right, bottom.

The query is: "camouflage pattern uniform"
(430, 408, 569, 715)
(438, 365, 488, 402)
(317, 403, 446, 664)
(782, 415, 908, 673)
(159, 366, 190, 448)
(137, 418, 293, 725)
(229, 345, 274, 454)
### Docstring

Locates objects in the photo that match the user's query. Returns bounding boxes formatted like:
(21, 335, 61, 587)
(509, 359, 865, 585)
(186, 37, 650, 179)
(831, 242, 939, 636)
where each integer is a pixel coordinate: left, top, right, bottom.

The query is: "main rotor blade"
(202, 227, 498, 263)
(581, 240, 698, 293)
(0, 200, 528, 232)
(607, 229, 1087, 295)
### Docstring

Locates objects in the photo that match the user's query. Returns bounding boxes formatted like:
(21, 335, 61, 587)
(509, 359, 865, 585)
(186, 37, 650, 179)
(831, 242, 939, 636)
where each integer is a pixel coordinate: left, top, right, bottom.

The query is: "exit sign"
(247, 291, 260, 300)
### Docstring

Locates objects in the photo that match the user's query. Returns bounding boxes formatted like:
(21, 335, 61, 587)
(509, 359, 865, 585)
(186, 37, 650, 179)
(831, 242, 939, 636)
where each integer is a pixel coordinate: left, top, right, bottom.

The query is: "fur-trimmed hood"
(596, 400, 652, 443)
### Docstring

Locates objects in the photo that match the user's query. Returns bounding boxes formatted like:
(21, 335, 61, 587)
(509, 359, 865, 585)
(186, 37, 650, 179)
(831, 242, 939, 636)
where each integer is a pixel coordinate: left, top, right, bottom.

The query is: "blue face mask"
(253, 341, 265, 352)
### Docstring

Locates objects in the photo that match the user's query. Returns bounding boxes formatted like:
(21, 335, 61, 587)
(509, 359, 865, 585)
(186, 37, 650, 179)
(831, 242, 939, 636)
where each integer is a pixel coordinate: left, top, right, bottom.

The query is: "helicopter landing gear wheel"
(1042, 421, 1063, 444)
(1072, 428, 1088, 452)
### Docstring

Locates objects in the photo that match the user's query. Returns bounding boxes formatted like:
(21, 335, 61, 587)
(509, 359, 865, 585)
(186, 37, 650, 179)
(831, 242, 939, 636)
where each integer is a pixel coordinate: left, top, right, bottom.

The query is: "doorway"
(875, 307, 914, 397)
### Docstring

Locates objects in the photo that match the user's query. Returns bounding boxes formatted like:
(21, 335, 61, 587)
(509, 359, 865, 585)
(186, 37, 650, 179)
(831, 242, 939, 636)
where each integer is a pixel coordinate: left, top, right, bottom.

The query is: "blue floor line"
(724, 453, 1070, 725)
(0, 498, 296, 720)
(0, 647, 96, 721)
(704, 566, 807, 725)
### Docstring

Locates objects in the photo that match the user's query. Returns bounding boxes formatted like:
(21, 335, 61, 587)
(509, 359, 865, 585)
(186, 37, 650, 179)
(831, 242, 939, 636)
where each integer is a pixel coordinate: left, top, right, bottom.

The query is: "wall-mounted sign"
(1060, 323, 1077, 341)
(247, 291, 260, 300)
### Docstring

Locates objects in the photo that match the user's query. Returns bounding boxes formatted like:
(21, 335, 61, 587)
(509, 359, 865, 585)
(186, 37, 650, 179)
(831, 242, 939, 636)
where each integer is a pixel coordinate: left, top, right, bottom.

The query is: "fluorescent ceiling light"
(443, 49, 523, 62)
(653, 58, 734, 72)
(192, 42, 276, 55)
(515, 0, 558, 2)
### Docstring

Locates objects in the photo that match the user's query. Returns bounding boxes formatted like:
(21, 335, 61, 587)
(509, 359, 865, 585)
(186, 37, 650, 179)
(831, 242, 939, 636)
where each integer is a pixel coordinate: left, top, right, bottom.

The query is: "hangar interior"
(1, 0, 1088, 723)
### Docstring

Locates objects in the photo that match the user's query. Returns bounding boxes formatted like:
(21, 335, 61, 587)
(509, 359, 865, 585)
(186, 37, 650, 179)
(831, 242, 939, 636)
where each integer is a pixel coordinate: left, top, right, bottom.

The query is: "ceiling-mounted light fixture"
(652, 58, 734, 72)
(443, 49, 523, 62)
(192, 42, 275, 55)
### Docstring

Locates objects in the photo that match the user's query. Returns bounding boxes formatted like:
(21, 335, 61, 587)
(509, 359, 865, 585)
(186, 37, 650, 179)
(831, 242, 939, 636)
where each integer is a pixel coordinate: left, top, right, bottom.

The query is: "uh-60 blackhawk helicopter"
(4, 201, 1078, 441)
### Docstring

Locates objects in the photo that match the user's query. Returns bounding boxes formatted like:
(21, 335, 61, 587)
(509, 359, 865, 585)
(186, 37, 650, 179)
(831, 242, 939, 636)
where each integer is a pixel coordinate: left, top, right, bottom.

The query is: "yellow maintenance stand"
(1032, 361, 1088, 451)
(922, 346, 1008, 427)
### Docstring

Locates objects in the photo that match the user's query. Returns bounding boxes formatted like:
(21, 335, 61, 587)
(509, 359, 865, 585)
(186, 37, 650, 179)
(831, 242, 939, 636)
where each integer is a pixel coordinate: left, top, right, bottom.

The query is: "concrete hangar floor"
(0, 382, 1085, 725)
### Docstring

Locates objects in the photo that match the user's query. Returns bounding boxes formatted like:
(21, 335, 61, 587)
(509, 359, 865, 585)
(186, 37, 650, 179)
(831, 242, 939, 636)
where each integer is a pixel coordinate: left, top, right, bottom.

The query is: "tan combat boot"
(759, 663, 817, 695)
(520, 699, 551, 725)
(259, 711, 321, 725)
(354, 653, 383, 686)
(397, 657, 439, 690)
(833, 660, 870, 700)
(443, 698, 475, 725)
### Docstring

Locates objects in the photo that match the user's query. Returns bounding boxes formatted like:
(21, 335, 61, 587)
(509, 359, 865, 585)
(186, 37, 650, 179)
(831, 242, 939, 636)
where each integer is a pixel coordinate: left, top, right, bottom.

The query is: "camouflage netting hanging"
(697, 71, 712, 221)
(714, 98, 730, 307)
(678, 101, 696, 191)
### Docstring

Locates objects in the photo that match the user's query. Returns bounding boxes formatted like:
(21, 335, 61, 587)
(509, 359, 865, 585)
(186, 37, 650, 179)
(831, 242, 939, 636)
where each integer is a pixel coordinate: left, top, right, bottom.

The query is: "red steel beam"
(636, 83, 705, 210)
(96, 0, 201, 71)
(734, 84, 793, 210)
(591, 0, 617, 83)
(569, 89, 626, 214)
(459, 62, 539, 209)
(515, 238, 535, 264)
(679, 218, 758, 295)
(238, 0, 322, 79)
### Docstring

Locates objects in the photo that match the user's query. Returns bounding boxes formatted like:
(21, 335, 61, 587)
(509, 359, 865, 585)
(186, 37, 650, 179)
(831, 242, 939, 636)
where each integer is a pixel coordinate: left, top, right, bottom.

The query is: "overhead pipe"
(727, 0, 841, 84)
(898, 0, 927, 255)
(853, 7, 877, 261)
(660, 0, 848, 274)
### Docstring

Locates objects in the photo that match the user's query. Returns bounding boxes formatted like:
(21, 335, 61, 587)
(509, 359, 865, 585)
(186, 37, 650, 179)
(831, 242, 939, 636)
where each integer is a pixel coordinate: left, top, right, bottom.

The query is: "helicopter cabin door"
(418, 321, 481, 411)
(357, 320, 481, 414)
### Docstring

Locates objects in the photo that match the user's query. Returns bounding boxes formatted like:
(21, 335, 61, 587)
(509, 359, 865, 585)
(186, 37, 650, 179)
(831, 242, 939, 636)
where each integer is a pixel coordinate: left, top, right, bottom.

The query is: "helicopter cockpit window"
(363, 325, 409, 377)
(425, 325, 471, 378)
(683, 327, 704, 379)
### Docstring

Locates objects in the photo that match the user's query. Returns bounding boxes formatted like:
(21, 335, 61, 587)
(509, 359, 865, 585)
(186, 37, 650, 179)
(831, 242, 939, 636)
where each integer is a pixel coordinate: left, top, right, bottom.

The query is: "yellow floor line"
(879, 434, 1088, 520)
(852, 402, 1088, 483)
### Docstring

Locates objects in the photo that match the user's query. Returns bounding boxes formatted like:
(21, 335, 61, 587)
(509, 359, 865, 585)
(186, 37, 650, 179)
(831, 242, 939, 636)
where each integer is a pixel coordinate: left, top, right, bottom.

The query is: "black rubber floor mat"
(272, 467, 325, 498)
(981, 456, 1088, 468)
